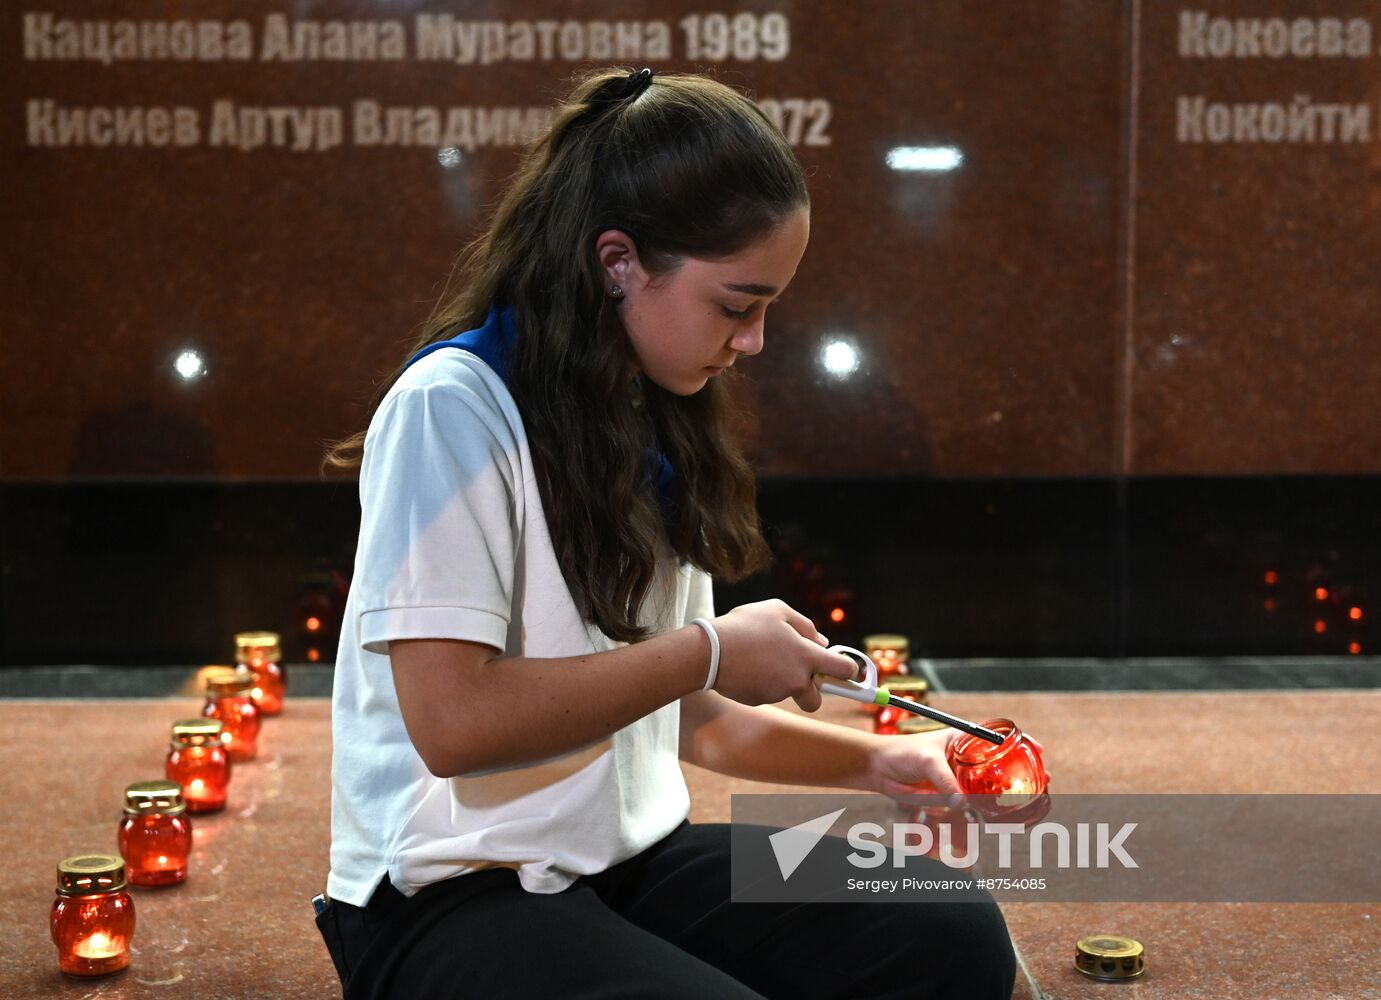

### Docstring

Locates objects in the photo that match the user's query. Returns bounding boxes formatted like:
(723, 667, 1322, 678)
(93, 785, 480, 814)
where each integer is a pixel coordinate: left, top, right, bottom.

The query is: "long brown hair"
(323, 68, 809, 643)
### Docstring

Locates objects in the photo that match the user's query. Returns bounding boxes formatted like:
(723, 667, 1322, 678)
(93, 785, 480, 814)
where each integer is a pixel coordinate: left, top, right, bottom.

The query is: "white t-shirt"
(327, 348, 710, 906)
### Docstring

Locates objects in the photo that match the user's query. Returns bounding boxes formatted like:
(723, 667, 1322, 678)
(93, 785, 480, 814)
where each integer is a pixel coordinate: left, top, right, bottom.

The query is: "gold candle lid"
(1074, 935, 1145, 981)
(235, 630, 282, 663)
(123, 780, 186, 816)
(206, 667, 254, 695)
(862, 633, 910, 659)
(897, 715, 948, 735)
(171, 717, 224, 748)
(881, 676, 929, 702)
(56, 855, 127, 895)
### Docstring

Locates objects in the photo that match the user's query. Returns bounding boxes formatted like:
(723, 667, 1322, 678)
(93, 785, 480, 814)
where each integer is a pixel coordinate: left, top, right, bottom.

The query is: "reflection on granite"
(0, 691, 1377, 997)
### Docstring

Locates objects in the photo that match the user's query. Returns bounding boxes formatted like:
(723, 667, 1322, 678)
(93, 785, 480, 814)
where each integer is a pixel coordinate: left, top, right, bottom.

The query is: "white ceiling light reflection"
(886, 145, 964, 172)
(820, 338, 860, 379)
(173, 349, 207, 381)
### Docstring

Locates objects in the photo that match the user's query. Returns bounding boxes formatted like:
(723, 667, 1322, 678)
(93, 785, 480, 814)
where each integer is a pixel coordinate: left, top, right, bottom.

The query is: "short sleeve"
(353, 378, 520, 657)
(683, 564, 716, 626)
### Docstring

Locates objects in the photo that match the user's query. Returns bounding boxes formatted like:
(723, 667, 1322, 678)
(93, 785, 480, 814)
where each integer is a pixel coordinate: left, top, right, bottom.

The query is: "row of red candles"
(51, 633, 1051, 976)
(50, 632, 287, 978)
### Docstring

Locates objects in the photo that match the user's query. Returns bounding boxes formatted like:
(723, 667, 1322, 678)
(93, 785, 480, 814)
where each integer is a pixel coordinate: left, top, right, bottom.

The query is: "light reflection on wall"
(172, 349, 206, 381)
(885, 145, 964, 172)
(820, 338, 860, 378)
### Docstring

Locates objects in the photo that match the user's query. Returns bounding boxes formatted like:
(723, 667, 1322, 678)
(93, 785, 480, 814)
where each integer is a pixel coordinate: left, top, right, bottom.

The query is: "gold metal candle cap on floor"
(57, 855, 127, 896)
(123, 780, 187, 816)
(1074, 935, 1145, 981)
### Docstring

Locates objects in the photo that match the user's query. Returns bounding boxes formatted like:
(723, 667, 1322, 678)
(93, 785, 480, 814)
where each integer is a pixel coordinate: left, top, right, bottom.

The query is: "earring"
(609, 284, 624, 299)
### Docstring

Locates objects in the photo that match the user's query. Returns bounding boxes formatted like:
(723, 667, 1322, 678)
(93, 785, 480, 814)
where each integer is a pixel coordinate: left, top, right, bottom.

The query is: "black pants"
(316, 821, 1016, 999)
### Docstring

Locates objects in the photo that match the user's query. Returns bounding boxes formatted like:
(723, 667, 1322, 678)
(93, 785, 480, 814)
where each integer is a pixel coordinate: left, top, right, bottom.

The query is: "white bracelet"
(690, 618, 720, 691)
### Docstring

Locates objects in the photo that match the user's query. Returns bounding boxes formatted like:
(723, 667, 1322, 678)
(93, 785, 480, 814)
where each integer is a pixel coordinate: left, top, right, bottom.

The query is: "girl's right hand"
(708, 599, 861, 712)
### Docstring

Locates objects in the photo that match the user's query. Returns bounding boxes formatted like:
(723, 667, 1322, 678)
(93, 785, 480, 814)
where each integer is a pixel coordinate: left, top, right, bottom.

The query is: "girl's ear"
(594, 229, 643, 292)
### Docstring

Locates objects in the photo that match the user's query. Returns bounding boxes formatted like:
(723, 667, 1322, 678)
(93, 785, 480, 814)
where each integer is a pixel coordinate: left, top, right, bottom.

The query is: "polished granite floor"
(1, 686, 1376, 998)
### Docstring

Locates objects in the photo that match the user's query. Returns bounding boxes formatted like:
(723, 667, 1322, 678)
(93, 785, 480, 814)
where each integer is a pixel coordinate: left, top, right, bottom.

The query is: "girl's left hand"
(868, 729, 1055, 807)
(869, 728, 967, 807)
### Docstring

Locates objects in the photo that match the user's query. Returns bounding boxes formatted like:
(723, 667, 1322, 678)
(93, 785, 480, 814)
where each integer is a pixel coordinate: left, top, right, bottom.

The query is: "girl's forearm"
(397, 625, 711, 777)
(679, 691, 881, 792)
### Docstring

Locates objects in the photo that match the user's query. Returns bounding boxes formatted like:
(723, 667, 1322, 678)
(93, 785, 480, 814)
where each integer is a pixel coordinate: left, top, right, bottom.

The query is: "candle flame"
(157, 856, 169, 865)
(994, 778, 1034, 808)
(189, 779, 205, 793)
(75, 931, 120, 958)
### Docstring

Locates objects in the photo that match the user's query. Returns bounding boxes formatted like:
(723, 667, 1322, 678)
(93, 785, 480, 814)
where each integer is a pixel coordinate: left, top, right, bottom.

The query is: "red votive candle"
(873, 704, 906, 735)
(862, 634, 910, 712)
(118, 781, 193, 887)
(50, 855, 135, 977)
(946, 717, 1049, 823)
(166, 718, 231, 813)
(873, 677, 930, 735)
(918, 801, 980, 871)
(235, 630, 286, 716)
(202, 668, 261, 762)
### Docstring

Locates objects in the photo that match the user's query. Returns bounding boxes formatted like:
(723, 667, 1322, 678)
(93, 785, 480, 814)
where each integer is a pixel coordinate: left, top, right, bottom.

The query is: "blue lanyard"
(405, 304, 680, 533)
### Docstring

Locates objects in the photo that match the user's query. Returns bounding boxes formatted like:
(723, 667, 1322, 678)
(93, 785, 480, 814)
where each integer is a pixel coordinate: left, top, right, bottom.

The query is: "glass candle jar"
(872, 704, 905, 736)
(202, 667, 261, 762)
(235, 630, 286, 716)
(872, 678, 930, 735)
(917, 801, 980, 871)
(118, 781, 193, 886)
(863, 633, 909, 678)
(50, 855, 135, 977)
(946, 718, 1050, 823)
(166, 718, 231, 813)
